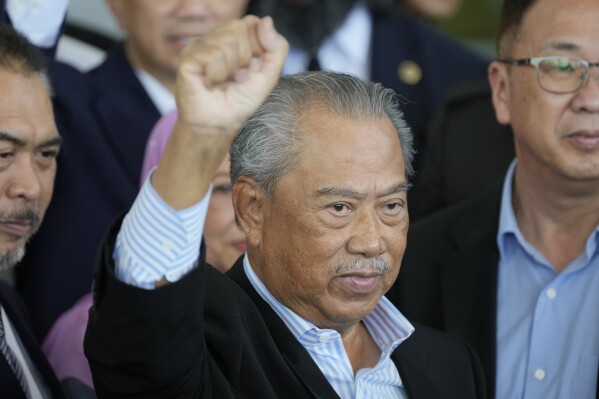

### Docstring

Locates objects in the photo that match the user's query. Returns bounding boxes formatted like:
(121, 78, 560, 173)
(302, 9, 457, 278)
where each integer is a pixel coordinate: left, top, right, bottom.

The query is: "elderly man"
(391, 0, 599, 398)
(0, 24, 64, 398)
(2, 0, 251, 341)
(85, 15, 485, 398)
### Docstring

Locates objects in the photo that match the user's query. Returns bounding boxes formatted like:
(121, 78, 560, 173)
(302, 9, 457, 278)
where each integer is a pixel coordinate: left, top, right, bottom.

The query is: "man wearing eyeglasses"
(388, 0, 599, 398)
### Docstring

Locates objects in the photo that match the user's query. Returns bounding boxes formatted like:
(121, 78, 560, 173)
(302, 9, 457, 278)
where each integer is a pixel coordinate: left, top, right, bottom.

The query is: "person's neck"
(512, 165, 599, 272)
(341, 321, 381, 374)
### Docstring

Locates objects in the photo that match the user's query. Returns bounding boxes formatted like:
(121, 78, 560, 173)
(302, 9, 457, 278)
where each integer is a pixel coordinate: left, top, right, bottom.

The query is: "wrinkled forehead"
(514, 0, 599, 54)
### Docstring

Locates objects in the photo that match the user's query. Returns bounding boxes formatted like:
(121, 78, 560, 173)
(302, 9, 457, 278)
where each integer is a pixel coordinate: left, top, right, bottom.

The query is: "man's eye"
(329, 203, 351, 215)
(0, 151, 14, 159)
(382, 201, 404, 215)
(0, 151, 15, 166)
(213, 184, 232, 194)
(35, 149, 59, 167)
(40, 149, 59, 159)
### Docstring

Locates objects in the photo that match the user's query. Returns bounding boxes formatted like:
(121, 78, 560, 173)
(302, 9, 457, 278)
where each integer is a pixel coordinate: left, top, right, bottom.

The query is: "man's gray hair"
(230, 71, 415, 196)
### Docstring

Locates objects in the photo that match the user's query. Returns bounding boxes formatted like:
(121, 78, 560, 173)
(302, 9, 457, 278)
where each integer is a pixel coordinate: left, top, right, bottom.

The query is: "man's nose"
(346, 209, 386, 258)
(571, 64, 599, 113)
(7, 156, 42, 201)
(174, 0, 210, 16)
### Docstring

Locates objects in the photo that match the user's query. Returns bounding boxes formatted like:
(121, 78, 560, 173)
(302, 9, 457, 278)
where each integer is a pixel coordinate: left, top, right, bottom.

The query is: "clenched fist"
(153, 16, 288, 209)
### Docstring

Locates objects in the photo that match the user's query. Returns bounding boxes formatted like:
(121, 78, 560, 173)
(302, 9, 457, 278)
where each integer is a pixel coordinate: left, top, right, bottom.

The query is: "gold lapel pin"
(397, 60, 422, 85)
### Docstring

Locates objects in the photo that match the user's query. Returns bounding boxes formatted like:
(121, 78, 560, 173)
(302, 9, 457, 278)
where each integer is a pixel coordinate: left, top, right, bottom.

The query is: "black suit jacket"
(0, 282, 65, 398)
(389, 183, 599, 399)
(85, 216, 486, 398)
(15, 45, 162, 340)
(409, 82, 515, 221)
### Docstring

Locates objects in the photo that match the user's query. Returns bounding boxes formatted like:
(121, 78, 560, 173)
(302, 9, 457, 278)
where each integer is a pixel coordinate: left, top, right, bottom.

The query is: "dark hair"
(0, 23, 51, 92)
(497, 0, 538, 57)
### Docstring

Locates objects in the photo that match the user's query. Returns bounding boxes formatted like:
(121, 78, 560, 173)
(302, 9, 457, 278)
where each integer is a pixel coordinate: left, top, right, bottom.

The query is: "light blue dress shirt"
(496, 160, 599, 399)
(115, 171, 414, 398)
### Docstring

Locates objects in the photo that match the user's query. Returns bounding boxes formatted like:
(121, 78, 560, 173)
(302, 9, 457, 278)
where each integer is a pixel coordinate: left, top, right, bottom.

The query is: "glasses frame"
(499, 56, 599, 94)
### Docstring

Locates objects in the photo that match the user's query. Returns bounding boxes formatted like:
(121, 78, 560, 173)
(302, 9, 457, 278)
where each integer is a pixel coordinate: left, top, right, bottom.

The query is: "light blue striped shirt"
(496, 160, 599, 399)
(243, 256, 414, 399)
(115, 172, 414, 398)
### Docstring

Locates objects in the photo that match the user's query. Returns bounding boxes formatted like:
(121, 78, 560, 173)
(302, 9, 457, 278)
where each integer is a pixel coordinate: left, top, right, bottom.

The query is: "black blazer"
(85, 216, 486, 398)
(389, 183, 599, 399)
(0, 282, 65, 398)
(409, 82, 515, 221)
(15, 45, 162, 340)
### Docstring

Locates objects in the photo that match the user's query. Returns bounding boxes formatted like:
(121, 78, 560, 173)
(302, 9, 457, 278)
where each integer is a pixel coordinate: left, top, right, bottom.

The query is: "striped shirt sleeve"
(113, 170, 211, 289)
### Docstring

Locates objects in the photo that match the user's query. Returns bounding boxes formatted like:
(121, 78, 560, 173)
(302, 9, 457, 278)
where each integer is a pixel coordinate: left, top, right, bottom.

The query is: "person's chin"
(0, 246, 25, 271)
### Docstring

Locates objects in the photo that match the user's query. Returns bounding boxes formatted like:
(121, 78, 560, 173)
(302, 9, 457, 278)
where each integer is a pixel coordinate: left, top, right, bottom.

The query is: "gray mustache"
(334, 258, 390, 274)
(0, 206, 41, 226)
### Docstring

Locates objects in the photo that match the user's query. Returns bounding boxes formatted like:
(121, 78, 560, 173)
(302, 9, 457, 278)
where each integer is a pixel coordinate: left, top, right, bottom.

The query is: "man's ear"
(488, 61, 512, 126)
(232, 177, 266, 248)
(105, 0, 127, 31)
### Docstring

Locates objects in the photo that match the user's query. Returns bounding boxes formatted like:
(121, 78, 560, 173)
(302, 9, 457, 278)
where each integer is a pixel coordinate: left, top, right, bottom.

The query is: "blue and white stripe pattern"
(243, 257, 414, 399)
(115, 171, 211, 289)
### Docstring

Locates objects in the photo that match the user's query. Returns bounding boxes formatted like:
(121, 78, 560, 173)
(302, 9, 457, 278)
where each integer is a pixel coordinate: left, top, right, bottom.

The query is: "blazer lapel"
(391, 336, 436, 399)
(226, 260, 340, 399)
(90, 45, 161, 187)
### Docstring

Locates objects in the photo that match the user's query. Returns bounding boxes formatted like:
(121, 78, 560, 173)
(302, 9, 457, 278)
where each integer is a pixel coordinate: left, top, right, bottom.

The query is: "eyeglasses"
(499, 56, 599, 93)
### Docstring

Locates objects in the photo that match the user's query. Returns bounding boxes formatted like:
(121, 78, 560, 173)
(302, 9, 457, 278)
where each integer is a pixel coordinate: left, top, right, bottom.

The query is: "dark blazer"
(370, 12, 489, 169)
(15, 45, 162, 340)
(0, 282, 65, 398)
(409, 82, 515, 221)
(85, 216, 486, 398)
(390, 182, 599, 399)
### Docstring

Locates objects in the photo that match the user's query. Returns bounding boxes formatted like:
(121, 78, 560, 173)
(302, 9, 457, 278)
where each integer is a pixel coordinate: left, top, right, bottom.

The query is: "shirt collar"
(242, 254, 414, 352)
(497, 159, 599, 266)
(497, 159, 520, 259)
(133, 68, 176, 116)
(282, 2, 372, 80)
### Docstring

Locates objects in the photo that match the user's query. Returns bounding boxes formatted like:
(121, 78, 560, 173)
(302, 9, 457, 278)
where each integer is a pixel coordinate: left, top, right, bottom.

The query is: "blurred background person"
(0, 24, 65, 399)
(248, 0, 489, 171)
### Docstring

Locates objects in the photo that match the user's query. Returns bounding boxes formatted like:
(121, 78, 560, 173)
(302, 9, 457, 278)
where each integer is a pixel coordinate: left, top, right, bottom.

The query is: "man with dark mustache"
(85, 15, 485, 398)
(0, 24, 65, 398)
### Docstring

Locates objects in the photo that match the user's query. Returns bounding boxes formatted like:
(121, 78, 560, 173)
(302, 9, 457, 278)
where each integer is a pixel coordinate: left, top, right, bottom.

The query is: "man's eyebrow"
(0, 132, 63, 149)
(37, 136, 63, 148)
(0, 131, 26, 147)
(318, 182, 411, 199)
(541, 41, 582, 53)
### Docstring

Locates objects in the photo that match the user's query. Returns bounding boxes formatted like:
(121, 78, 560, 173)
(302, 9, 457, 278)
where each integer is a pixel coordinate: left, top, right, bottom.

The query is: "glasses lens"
(537, 57, 586, 93)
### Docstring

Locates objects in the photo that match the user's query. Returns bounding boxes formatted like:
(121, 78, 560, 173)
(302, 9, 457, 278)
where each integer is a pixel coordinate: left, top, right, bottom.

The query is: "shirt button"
(319, 333, 332, 343)
(534, 369, 546, 380)
(546, 288, 557, 299)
